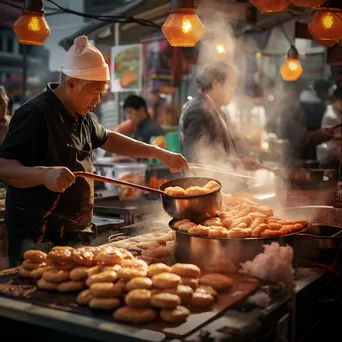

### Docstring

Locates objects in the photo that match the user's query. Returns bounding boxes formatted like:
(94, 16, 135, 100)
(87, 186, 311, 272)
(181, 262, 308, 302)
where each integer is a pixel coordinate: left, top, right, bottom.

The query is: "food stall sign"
(110, 44, 142, 92)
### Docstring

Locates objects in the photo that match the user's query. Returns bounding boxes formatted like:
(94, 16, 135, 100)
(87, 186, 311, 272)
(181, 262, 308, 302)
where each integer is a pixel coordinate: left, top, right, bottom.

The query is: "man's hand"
(42, 167, 76, 193)
(155, 149, 189, 173)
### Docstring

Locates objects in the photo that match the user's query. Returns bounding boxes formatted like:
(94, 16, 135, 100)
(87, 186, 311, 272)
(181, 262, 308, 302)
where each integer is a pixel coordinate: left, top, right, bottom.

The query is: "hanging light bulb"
(309, 11, 342, 46)
(216, 43, 226, 54)
(162, 0, 205, 47)
(249, 0, 291, 13)
(291, 0, 326, 8)
(13, 0, 50, 46)
(280, 46, 303, 81)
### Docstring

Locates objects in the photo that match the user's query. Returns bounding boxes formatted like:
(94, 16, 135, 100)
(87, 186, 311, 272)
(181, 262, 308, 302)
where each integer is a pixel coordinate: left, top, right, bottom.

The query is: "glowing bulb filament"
(182, 18, 192, 34)
(216, 44, 225, 54)
(28, 17, 40, 32)
(322, 14, 334, 29)
(288, 61, 298, 71)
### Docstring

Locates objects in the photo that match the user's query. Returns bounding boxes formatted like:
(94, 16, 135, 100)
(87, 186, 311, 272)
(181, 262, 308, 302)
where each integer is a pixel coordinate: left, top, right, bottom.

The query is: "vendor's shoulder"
(12, 101, 45, 122)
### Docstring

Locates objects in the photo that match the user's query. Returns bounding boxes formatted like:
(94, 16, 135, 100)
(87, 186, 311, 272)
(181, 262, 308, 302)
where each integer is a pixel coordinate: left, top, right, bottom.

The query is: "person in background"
(122, 95, 164, 144)
(147, 86, 166, 125)
(0, 85, 10, 145)
(317, 85, 342, 166)
(278, 80, 334, 165)
(300, 79, 331, 131)
(179, 61, 258, 171)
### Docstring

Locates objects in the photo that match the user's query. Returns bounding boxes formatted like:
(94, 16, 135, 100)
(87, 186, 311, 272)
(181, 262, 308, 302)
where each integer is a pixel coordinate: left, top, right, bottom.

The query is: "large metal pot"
(159, 177, 222, 223)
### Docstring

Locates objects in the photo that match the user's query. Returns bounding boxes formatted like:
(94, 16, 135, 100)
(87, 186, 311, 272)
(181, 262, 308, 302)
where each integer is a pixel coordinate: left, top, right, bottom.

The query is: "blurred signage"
(110, 44, 142, 92)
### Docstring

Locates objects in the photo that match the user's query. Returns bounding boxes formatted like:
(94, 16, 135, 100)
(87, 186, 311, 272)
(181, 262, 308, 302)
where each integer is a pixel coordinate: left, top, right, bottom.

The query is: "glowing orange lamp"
(249, 0, 291, 13)
(13, 0, 50, 46)
(162, 0, 205, 47)
(291, 0, 326, 8)
(280, 46, 303, 81)
(309, 11, 342, 46)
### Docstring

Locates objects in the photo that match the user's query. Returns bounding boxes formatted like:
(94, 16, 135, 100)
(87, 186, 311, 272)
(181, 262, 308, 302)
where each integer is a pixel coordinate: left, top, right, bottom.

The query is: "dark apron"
(8, 103, 97, 267)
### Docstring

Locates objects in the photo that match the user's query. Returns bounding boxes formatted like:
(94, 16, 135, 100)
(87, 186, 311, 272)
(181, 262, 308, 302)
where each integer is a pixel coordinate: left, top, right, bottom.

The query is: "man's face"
(125, 107, 144, 125)
(212, 78, 236, 107)
(67, 79, 107, 115)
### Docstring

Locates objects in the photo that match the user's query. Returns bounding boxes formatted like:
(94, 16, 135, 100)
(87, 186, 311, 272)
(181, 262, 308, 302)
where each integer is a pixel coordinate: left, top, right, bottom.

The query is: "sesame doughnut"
(160, 305, 191, 324)
(199, 273, 233, 292)
(170, 263, 201, 278)
(196, 285, 218, 298)
(37, 278, 58, 291)
(94, 248, 124, 266)
(22, 260, 47, 271)
(190, 291, 215, 308)
(87, 265, 103, 276)
(31, 266, 50, 279)
(126, 277, 153, 292)
(43, 268, 70, 283)
(162, 285, 194, 304)
(18, 266, 32, 278)
(152, 272, 181, 289)
(89, 282, 122, 297)
(47, 248, 74, 264)
(23, 250, 47, 263)
(116, 248, 135, 260)
(147, 263, 172, 277)
(70, 266, 90, 281)
(86, 270, 118, 287)
(121, 259, 148, 269)
(89, 297, 121, 311)
(125, 289, 151, 307)
(77, 289, 94, 305)
(117, 267, 147, 281)
(73, 248, 94, 267)
(113, 306, 157, 324)
(180, 277, 198, 290)
(57, 280, 85, 293)
(151, 293, 181, 309)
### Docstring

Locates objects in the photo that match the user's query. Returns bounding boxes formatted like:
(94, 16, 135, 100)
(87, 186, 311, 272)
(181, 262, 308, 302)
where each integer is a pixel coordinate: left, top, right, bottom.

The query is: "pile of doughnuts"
(172, 193, 308, 239)
(164, 180, 220, 197)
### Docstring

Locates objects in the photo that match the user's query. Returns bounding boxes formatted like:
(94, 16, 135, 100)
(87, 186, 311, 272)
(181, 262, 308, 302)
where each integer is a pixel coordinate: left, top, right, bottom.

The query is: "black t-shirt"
(134, 116, 164, 144)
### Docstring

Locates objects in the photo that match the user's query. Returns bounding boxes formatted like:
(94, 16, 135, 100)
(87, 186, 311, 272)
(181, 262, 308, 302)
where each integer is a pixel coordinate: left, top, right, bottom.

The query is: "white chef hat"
(60, 35, 110, 82)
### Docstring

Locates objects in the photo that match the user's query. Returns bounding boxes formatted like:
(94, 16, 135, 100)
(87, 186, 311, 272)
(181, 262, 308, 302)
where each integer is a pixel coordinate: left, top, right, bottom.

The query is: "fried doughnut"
(136, 242, 160, 250)
(77, 289, 94, 305)
(207, 260, 237, 274)
(101, 264, 122, 273)
(89, 297, 121, 311)
(249, 212, 267, 220)
(180, 277, 198, 290)
(162, 285, 193, 304)
(178, 222, 197, 232)
(203, 218, 223, 227)
(22, 260, 46, 270)
(228, 228, 251, 238)
(199, 273, 233, 292)
(147, 263, 172, 277)
(87, 265, 103, 276)
(116, 248, 135, 260)
(136, 255, 156, 265)
(152, 272, 181, 289)
(173, 219, 190, 228)
(188, 225, 210, 236)
(70, 266, 90, 281)
(160, 305, 191, 324)
(184, 186, 206, 196)
(73, 248, 94, 266)
(261, 229, 284, 237)
(37, 278, 58, 291)
(89, 282, 122, 297)
(268, 222, 282, 231)
(208, 227, 229, 238)
(171, 263, 201, 278)
(31, 266, 50, 279)
(57, 280, 85, 292)
(51, 246, 74, 251)
(250, 217, 266, 229)
(120, 259, 148, 269)
(203, 180, 221, 191)
(222, 218, 233, 229)
(126, 277, 153, 291)
(164, 186, 185, 197)
(51, 262, 78, 270)
(251, 223, 268, 237)
(231, 215, 253, 228)
(151, 293, 181, 309)
(267, 216, 281, 222)
(86, 270, 118, 287)
(155, 234, 173, 245)
(141, 246, 172, 259)
(47, 248, 74, 264)
(191, 291, 215, 308)
(23, 250, 47, 263)
(18, 266, 32, 278)
(95, 248, 124, 266)
(125, 289, 151, 307)
(43, 268, 70, 283)
(230, 208, 250, 219)
(196, 285, 218, 298)
(114, 306, 157, 324)
(257, 206, 274, 216)
(115, 279, 128, 292)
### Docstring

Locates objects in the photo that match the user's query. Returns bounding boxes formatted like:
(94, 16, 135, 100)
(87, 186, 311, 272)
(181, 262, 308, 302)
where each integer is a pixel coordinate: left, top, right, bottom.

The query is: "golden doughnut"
(89, 282, 122, 297)
(117, 267, 147, 281)
(151, 293, 181, 309)
(199, 273, 233, 292)
(171, 263, 201, 278)
(152, 272, 181, 289)
(208, 227, 229, 238)
(136, 255, 156, 265)
(160, 305, 191, 323)
(164, 186, 185, 197)
(37, 278, 58, 291)
(188, 225, 210, 236)
(173, 219, 190, 229)
(180, 277, 198, 290)
(126, 277, 153, 291)
(125, 289, 152, 307)
(86, 270, 118, 287)
(120, 259, 148, 269)
(196, 285, 218, 298)
(95, 248, 124, 266)
(77, 289, 94, 305)
(87, 265, 103, 276)
(184, 186, 206, 196)
(101, 264, 122, 273)
(57, 280, 85, 293)
(147, 263, 172, 277)
(70, 266, 90, 281)
(178, 222, 197, 232)
(51, 246, 74, 251)
(18, 266, 32, 278)
(51, 262, 78, 270)
(116, 248, 135, 260)
(190, 291, 215, 308)
(42, 268, 70, 283)
(22, 260, 46, 271)
(23, 250, 47, 263)
(162, 285, 194, 304)
(73, 248, 94, 267)
(47, 248, 74, 264)
(31, 266, 50, 279)
(89, 297, 121, 311)
(113, 306, 157, 324)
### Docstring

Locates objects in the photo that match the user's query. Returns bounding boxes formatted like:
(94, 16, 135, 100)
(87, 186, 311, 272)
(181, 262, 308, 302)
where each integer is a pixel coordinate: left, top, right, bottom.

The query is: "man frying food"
(0, 36, 188, 266)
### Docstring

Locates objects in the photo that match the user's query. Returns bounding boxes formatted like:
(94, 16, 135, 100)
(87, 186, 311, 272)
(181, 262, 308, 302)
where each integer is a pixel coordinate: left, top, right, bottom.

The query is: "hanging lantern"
(309, 11, 342, 46)
(280, 46, 303, 81)
(291, 0, 326, 8)
(249, 0, 291, 13)
(162, 0, 205, 47)
(13, 0, 50, 46)
(315, 40, 337, 47)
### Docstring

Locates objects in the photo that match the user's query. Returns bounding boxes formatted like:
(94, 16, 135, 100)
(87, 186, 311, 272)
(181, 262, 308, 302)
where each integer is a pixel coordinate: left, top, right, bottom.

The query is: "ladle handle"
(74, 172, 165, 196)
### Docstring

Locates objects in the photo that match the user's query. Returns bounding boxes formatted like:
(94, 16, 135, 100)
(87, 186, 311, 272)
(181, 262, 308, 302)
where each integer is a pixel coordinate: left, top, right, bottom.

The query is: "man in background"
(0, 85, 10, 145)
